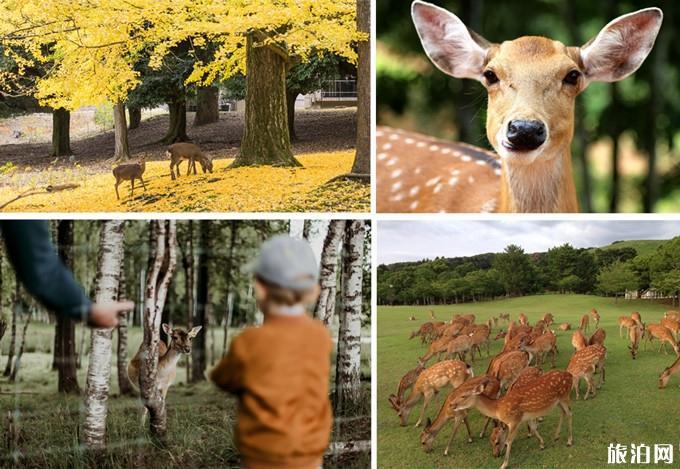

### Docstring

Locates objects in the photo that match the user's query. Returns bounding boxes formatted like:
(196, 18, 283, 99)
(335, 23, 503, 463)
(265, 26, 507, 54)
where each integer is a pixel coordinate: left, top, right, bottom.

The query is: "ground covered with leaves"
(0, 108, 369, 212)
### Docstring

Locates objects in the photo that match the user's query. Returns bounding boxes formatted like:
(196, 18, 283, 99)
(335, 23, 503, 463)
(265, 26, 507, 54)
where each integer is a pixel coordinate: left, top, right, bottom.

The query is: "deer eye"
(483, 69, 499, 85)
(563, 69, 581, 85)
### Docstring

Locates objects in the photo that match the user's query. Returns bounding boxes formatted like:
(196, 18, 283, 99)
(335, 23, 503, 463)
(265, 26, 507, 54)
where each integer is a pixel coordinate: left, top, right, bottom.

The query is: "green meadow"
(378, 294, 679, 469)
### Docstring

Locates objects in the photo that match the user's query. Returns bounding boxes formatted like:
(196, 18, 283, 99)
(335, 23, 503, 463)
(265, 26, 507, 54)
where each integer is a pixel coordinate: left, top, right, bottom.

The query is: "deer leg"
(462, 415, 473, 443)
(558, 400, 573, 446)
(500, 423, 520, 469)
(481, 417, 495, 438)
(115, 180, 120, 200)
(170, 161, 176, 180)
(415, 391, 433, 427)
(528, 420, 544, 449)
(572, 377, 580, 400)
(139, 177, 147, 192)
(443, 416, 462, 456)
(584, 373, 595, 400)
(130, 179, 135, 198)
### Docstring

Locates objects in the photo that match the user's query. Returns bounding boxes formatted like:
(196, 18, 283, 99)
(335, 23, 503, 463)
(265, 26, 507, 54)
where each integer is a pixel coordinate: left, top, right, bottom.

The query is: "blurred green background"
(377, 0, 680, 212)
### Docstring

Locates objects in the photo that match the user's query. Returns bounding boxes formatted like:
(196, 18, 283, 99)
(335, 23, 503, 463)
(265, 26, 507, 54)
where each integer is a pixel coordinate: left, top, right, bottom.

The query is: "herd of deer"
(112, 143, 214, 200)
(388, 308, 679, 469)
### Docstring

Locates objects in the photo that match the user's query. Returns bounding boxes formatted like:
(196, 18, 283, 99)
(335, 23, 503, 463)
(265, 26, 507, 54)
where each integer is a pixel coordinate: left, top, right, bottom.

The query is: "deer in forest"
(588, 328, 606, 347)
(395, 359, 472, 427)
(658, 355, 680, 389)
(628, 322, 643, 359)
(113, 155, 146, 200)
(167, 142, 214, 180)
(567, 344, 606, 400)
(420, 376, 501, 455)
(578, 314, 589, 333)
(388, 363, 426, 412)
(377, 3, 662, 214)
(449, 371, 574, 469)
(644, 324, 680, 355)
(589, 309, 600, 329)
(618, 316, 636, 339)
(127, 324, 203, 399)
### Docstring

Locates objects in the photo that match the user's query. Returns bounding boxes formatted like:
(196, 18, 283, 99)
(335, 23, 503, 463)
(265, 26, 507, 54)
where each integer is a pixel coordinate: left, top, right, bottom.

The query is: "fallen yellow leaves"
(0, 151, 370, 212)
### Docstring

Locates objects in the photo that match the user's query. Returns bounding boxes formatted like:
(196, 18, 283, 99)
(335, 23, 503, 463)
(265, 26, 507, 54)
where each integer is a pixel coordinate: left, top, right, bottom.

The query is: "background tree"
(192, 220, 210, 382)
(597, 261, 639, 301)
(315, 220, 346, 325)
(493, 245, 535, 297)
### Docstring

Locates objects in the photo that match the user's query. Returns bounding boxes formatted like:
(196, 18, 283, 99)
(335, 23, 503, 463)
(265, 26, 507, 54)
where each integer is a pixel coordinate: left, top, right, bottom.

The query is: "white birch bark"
(335, 220, 365, 412)
(83, 220, 124, 448)
(314, 220, 346, 326)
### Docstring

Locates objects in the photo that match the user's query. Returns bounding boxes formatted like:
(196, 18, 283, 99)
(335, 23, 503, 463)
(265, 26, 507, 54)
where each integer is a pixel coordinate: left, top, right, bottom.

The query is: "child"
(210, 235, 332, 469)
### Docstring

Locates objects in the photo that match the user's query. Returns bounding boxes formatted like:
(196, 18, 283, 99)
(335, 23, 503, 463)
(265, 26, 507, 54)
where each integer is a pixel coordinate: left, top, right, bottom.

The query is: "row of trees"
(377, 238, 680, 305)
(1, 219, 371, 447)
(0, 0, 370, 176)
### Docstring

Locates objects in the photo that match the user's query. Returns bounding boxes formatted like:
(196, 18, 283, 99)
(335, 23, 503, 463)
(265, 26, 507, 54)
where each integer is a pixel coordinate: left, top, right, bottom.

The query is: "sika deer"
(420, 376, 501, 455)
(644, 324, 680, 355)
(420, 335, 452, 364)
(113, 156, 146, 200)
(542, 313, 554, 327)
(167, 142, 214, 180)
(567, 344, 606, 400)
(445, 334, 474, 362)
(619, 316, 636, 338)
(588, 328, 606, 347)
(388, 363, 426, 411)
(571, 330, 587, 351)
(578, 314, 589, 333)
(396, 359, 472, 427)
(378, 3, 662, 214)
(450, 371, 574, 469)
(590, 309, 600, 329)
(410, 322, 436, 344)
(660, 317, 680, 340)
(658, 355, 680, 389)
(518, 313, 528, 326)
(558, 323, 571, 332)
(486, 350, 530, 392)
(127, 324, 203, 398)
(628, 323, 643, 359)
(469, 324, 491, 359)
(631, 312, 643, 326)
(665, 311, 680, 322)
(520, 331, 557, 368)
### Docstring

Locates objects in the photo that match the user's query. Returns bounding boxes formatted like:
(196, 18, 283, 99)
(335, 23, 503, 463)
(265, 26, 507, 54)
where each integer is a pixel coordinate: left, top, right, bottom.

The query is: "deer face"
(419, 418, 435, 453)
(162, 324, 203, 353)
(412, 2, 662, 165)
(490, 425, 507, 457)
(201, 158, 214, 174)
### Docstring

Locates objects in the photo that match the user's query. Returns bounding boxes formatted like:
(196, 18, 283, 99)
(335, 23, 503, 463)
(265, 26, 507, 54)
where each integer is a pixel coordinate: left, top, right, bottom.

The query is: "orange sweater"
(210, 313, 333, 468)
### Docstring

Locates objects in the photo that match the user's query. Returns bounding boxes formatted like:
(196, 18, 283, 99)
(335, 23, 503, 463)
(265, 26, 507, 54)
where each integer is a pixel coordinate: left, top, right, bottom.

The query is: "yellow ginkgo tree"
(1, 0, 363, 166)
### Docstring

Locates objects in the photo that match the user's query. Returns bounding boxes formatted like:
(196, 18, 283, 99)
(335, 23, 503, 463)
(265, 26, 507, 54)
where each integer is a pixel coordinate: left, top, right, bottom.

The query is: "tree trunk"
(113, 102, 131, 161)
(140, 220, 177, 440)
(221, 221, 237, 357)
(82, 220, 125, 449)
(3, 281, 18, 377)
(335, 220, 365, 413)
(182, 220, 195, 383)
(161, 99, 188, 144)
(9, 313, 31, 382)
(117, 260, 134, 396)
(56, 220, 80, 394)
(194, 86, 220, 126)
(234, 32, 300, 167)
(286, 90, 299, 142)
(350, 0, 371, 176)
(315, 221, 346, 326)
(51, 108, 72, 157)
(192, 220, 210, 382)
(128, 106, 142, 130)
(302, 220, 312, 240)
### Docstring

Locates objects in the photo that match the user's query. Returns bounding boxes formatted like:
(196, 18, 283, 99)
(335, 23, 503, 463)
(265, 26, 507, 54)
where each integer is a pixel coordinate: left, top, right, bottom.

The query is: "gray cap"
(250, 235, 319, 291)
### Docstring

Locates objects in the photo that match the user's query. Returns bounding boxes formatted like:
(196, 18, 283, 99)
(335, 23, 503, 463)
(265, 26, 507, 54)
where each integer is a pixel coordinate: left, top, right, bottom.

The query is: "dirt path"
(0, 108, 357, 170)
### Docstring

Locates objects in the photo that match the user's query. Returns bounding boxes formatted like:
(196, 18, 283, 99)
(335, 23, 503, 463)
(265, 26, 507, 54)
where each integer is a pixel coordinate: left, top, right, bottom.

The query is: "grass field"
(378, 294, 678, 469)
(1, 323, 371, 468)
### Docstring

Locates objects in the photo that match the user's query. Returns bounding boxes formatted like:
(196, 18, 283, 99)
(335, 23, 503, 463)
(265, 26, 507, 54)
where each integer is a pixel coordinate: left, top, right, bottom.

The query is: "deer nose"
(506, 120, 546, 151)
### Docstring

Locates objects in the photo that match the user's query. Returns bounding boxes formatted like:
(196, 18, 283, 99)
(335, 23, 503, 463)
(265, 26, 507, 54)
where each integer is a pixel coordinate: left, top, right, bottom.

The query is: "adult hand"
(87, 300, 134, 328)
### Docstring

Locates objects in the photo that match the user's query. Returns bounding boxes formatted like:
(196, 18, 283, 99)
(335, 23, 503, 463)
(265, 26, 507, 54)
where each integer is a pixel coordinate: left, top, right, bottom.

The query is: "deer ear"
(188, 325, 203, 338)
(580, 8, 662, 83)
(411, 1, 491, 81)
(162, 323, 172, 335)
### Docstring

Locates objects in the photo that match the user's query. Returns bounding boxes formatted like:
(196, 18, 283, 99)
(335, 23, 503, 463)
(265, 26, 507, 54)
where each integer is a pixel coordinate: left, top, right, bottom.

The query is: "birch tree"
(315, 220, 346, 326)
(334, 220, 365, 413)
(139, 220, 177, 438)
(82, 220, 125, 449)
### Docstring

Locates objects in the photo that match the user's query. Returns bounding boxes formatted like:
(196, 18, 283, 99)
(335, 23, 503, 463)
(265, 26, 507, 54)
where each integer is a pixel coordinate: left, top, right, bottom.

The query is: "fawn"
(388, 362, 425, 412)
(644, 324, 680, 355)
(449, 371, 573, 469)
(377, 3, 662, 213)
(567, 344, 606, 399)
(659, 355, 680, 389)
(127, 324, 202, 399)
(113, 156, 146, 200)
(167, 142, 214, 180)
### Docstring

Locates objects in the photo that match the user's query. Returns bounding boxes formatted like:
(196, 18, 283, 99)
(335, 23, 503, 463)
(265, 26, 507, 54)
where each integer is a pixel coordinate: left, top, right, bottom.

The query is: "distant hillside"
(591, 239, 667, 257)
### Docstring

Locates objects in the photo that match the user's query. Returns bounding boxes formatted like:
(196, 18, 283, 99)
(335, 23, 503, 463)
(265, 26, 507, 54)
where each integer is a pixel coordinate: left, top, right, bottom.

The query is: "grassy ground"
(1, 323, 371, 468)
(0, 151, 370, 212)
(378, 294, 678, 469)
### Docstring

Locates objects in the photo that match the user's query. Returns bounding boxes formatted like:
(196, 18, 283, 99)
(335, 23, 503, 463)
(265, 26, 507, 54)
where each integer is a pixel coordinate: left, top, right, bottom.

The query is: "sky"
(378, 219, 680, 265)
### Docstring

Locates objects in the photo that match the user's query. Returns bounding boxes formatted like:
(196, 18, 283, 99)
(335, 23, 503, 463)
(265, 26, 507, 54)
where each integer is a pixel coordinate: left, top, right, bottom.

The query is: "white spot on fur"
(468, 176, 475, 184)
(425, 176, 441, 187)
(461, 155, 472, 162)
(450, 169, 460, 176)
(476, 160, 487, 166)
(441, 148, 451, 154)
(389, 134, 399, 141)
(391, 169, 403, 178)
(410, 200, 419, 210)
(494, 168, 502, 176)
(391, 181, 403, 192)
(409, 186, 420, 196)
(433, 183, 443, 194)
(405, 138, 415, 144)
(480, 199, 497, 213)
(429, 145, 440, 151)
(382, 143, 393, 151)
(377, 153, 388, 161)
(416, 142, 426, 148)
(389, 193, 404, 202)
(414, 167, 422, 175)
(376, 130, 384, 137)
(448, 176, 459, 186)
(386, 157, 398, 166)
